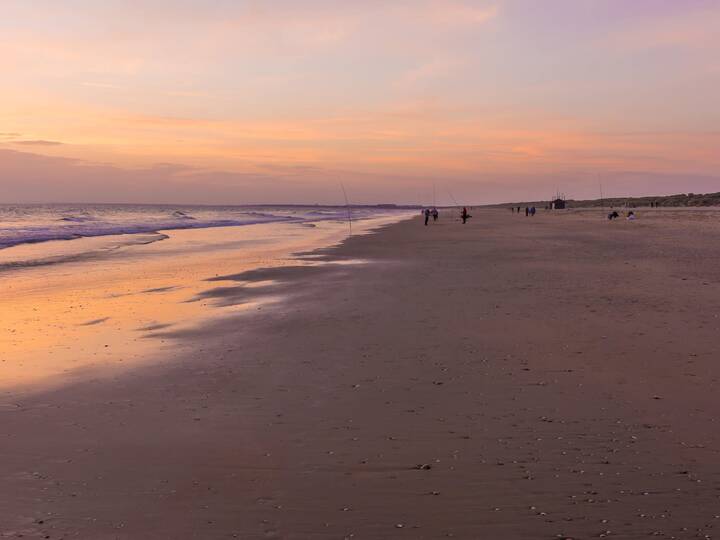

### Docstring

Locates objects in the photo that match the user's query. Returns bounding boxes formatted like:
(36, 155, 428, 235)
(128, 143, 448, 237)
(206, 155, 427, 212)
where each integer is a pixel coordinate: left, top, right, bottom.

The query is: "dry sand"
(4, 207, 720, 539)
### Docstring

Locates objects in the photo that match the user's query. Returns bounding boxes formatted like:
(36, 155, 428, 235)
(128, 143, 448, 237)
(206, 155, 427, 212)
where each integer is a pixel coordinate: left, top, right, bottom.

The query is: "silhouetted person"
(525, 207, 529, 217)
(424, 208, 430, 226)
(461, 207, 470, 224)
(432, 208, 439, 221)
(530, 206, 536, 216)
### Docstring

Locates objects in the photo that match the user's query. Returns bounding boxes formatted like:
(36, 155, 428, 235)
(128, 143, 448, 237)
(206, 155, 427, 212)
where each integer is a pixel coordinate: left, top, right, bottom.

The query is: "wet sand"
(4, 208, 720, 539)
(0, 217, 398, 392)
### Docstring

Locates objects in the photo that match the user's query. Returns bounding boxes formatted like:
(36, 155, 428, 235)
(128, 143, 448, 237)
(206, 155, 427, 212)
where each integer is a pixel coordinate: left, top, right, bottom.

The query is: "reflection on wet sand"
(0, 216, 406, 395)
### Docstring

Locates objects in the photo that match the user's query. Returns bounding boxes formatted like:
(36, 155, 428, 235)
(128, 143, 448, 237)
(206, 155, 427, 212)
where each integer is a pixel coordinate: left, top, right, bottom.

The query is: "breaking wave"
(0, 205, 403, 251)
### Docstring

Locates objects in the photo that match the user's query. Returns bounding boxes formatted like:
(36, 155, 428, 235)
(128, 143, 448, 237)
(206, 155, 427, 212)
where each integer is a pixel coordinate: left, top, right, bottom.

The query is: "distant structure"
(550, 191, 567, 210)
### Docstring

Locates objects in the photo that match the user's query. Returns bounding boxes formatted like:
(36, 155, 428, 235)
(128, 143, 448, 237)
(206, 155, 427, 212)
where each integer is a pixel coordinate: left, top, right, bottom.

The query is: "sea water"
(0, 204, 411, 272)
(0, 204, 413, 391)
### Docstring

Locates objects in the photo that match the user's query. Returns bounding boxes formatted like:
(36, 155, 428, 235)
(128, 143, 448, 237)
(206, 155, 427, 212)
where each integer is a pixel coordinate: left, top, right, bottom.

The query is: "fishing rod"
(445, 188, 461, 208)
(340, 182, 352, 236)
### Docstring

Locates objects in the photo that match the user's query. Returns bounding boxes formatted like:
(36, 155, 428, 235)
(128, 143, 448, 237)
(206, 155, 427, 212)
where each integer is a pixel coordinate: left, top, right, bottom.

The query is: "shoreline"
(0, 214, 409, 396)
(4, 208, 720, 538)
(0, 204, 413, 253)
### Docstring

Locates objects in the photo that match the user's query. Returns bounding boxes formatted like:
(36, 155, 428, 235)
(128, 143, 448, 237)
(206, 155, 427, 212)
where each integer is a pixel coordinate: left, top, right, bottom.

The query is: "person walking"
(525, 207, 529, 217)
(424, 208, 430, 226)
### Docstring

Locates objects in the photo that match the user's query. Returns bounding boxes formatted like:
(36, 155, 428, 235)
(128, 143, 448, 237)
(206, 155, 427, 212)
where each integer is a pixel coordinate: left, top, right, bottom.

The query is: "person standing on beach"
(461, 207, 470, 224)
(530, 206, 536, 216)
(525, 207, 529, 217)
(424, 208, 430, 226)
(432, 208, 439, 222)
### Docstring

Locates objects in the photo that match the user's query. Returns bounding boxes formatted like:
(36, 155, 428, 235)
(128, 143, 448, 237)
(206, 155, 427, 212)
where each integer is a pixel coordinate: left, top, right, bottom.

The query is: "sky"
(1, 0, 719, 205)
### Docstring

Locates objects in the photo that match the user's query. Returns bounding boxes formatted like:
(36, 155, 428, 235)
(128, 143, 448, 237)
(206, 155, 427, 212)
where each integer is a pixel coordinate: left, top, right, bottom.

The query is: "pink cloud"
(607, 5, 720, 51)
(394, 57, 466, 87)
(422, 2, 498, 26)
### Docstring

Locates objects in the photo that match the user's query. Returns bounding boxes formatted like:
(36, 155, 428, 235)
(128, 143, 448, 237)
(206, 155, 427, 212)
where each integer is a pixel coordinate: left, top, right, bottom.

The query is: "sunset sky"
(1, 0, 719, 204)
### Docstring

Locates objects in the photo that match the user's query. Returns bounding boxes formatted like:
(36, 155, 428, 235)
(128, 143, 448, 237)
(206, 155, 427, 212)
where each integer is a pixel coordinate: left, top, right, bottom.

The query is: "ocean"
(0, 204, 411, 271)
(0, 203, 413, 389)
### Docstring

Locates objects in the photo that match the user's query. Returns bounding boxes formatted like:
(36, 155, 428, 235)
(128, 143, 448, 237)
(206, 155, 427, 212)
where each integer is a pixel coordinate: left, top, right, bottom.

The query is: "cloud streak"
(11, 140, 64, 146)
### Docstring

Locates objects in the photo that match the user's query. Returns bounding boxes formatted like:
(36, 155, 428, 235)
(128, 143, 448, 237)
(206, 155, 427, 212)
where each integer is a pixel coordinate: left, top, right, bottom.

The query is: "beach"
(0, 207, 408, 391)
(3, 207, 720, 539)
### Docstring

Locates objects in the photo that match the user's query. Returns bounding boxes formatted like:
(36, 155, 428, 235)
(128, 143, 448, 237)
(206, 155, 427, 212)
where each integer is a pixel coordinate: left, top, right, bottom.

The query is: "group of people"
(608, 210, 636, 221)
(510, 206, 537, 216)
(423, 207, 439, 225)
(423, 207, 472, 225)
(425, 205, 639, 226)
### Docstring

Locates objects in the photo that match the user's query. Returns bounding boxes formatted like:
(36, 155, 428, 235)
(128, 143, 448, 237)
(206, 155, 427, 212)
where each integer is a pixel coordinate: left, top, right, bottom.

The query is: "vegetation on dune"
(494, 192, 720, 209)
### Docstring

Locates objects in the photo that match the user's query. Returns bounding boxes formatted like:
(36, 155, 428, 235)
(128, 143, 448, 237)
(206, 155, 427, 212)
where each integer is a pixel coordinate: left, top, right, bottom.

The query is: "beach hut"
(551, 197, 566, 209)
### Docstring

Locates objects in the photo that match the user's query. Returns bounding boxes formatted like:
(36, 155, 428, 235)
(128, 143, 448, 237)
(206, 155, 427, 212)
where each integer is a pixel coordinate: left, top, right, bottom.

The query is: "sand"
(0, 217, 399, 391)
(3, 207, 720, 539)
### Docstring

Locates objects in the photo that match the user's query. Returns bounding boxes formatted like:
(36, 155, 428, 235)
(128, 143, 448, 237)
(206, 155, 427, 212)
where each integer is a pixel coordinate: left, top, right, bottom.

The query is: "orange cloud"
(10, 140, 63, 146)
